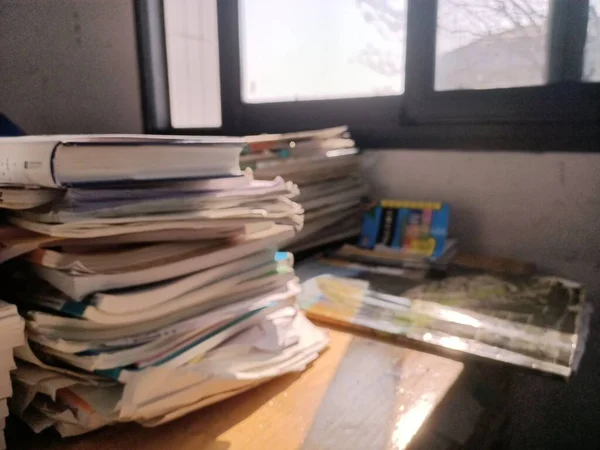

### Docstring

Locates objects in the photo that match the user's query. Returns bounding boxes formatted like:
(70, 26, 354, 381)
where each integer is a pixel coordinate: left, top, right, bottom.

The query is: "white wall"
(365, 150, 600, 297)
(0, 0, 143, 134)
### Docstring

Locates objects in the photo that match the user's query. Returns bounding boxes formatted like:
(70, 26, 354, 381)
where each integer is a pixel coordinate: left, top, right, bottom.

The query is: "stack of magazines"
(0, 134, 328, 436)
(296, 259, 590, 378)
(0, 301, 24, 449)
(243, 126, 367, 253)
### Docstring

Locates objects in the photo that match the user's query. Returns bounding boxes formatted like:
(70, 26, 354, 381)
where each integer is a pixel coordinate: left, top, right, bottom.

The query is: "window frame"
(135, 0, 171, 131)
(136, 0, 600, 151)
(406, 0, 600, 124)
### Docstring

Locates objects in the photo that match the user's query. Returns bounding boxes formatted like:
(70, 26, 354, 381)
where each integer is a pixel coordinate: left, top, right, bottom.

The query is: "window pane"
(164, 0, 222, 128)
(239, 0, 407, 103)
(583, 0, 600, 81)
(435, 0, 550, 91)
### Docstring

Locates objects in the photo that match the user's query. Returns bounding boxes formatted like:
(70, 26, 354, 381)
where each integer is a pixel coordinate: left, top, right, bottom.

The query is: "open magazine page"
(296, 260, 587, 377)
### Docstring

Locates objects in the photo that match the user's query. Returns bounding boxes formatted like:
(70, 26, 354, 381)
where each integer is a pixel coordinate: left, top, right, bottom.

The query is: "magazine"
(296, 260, 589, 377)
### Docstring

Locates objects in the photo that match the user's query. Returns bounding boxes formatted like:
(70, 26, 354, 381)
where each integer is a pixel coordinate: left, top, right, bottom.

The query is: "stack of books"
(243, 126, 367, 253)
(0, 135, 328, 436)
(0, 301, 24, 450)
(327, 200, 457, 275)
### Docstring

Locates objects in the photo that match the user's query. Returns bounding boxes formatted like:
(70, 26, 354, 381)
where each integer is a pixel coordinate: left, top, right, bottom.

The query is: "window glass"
(164, 0, 222, 127)
(583, 0, 600, 81)
(435, 0, 550, 91)
(239, 0, 407, 103)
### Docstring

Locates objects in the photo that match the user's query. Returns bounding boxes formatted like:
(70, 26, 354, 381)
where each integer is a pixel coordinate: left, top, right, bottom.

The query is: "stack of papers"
(0, 301, 25, 450)
(0, 134, 328, 436)
(243, 126, 367, 252)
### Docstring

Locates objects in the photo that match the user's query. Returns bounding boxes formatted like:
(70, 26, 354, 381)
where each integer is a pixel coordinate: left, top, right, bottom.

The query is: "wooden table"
(11, 328, 463, 450)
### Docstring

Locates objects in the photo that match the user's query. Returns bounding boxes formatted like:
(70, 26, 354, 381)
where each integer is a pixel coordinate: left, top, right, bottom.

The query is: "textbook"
(0, 134, 244, 187)
(17, 176, 298, 223)
(26, 265, 295, 325)
(32, 224, 295, 300)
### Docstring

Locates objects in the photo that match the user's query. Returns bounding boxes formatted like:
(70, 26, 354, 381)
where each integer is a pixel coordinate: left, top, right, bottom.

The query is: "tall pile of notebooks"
(243, 126, 367, 253)
(0, 134, 328, 436)
(0, 301, 24, 449)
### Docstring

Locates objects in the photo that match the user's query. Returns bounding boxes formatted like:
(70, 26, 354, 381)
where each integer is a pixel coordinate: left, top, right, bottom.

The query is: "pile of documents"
(244, 126, 367, 252)
(0, 134, 328, 436)
(0, 302, 25, 449)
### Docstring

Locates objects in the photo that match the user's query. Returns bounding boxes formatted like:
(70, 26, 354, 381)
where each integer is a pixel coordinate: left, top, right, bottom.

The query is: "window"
(239, 0, 407, 102)
(163, 0, 221, 127)
(435, 0, 550, 91)
(137, 0, 600, 151)
(584, 0, 600, 81)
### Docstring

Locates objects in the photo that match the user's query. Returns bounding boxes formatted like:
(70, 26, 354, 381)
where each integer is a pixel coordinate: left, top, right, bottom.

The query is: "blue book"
(359, 200, 451, 259)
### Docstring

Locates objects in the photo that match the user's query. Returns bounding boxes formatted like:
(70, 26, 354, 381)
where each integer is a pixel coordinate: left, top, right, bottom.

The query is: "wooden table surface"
(12, 328, 464, 450)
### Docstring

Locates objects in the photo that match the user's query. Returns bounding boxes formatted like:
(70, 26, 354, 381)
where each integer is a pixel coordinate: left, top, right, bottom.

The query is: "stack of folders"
(244, 126, 367, 253)
(0, 302, 24, 450)
(0, 135, 328, 436)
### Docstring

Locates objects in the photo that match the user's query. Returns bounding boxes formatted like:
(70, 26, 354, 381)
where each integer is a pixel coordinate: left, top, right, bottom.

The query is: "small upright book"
(359, 200, 450, 259)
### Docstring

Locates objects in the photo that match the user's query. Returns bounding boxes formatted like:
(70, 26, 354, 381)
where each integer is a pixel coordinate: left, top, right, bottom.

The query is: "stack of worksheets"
(0, 134, 328, 436)
(244, 126, 367, 253)
(0, 302, 24, 450)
